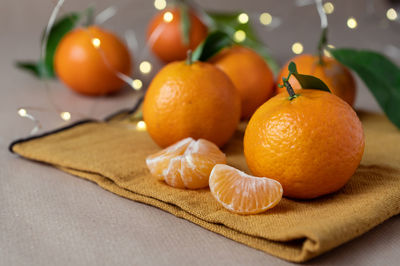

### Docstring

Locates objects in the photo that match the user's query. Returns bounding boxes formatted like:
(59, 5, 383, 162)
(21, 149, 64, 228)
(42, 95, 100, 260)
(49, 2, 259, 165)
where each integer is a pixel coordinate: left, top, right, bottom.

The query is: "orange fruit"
(244, 89, 365, 199)
(209, 164, 283, 214)
(147, 8, 208, 63)
(210, 46, 275, 119)
(276, 54, 356, 106)
(143, 60, 241, 148)
(146, 138, 226, 189)
(54, 25, 132, 96)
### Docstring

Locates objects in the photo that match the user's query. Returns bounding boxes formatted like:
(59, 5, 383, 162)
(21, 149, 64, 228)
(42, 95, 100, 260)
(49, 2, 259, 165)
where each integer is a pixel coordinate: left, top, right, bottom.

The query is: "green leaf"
(284, 61, 331, 93)
(206, 11, 279, 74)
(43, 13, 81, 77)
(191, 31, 233, 62)
(292, 73, 331, 93)
(15, 60, 52, 78)
(179, 4, 191, 46)
(330, 48, 400, 129)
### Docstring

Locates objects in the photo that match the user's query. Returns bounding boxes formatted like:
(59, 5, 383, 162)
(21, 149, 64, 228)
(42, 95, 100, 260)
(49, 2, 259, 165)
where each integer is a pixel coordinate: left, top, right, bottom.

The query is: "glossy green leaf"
(179, 4, 191, 45)
(292, 73, 331, 93)
(206, 11, 279, 74)
(330, 48, 400, 129)
(191, 31, 233, 62)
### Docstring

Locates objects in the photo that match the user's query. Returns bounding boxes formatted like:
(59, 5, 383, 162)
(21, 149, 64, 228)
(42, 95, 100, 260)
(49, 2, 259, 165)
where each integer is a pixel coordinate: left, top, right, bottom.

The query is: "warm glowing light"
(237, 13, 249, 24)
(233, 30, 246, 42)
(60, 111, 71, 121)
(139, 61, 152, 74)
(347, 17, 358, 29)
(387, 8, 398, 21)
(323, 2, 334, 14)
(291, 42, 304, 54)
(18, 108, 27, 117)
(323, 44, 335, 57)
(91, 38, 101, 48)
(163, 11, 174, 22)
(136, 121, 147, 131)
(259, 12, 272, 25)
(154, 0, 166, 10)
(132, 79, 143, 90)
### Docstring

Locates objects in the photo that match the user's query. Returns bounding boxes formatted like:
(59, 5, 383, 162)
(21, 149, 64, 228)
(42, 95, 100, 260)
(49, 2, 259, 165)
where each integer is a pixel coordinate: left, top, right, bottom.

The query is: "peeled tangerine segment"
(146, 137, 193, 181)
(146, 138, 226, 189)
(209, 164, 283, 215)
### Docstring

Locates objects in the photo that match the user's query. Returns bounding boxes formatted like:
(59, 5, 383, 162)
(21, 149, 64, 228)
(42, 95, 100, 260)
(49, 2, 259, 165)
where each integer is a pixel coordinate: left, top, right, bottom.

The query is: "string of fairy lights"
(17, 0, 400, 134)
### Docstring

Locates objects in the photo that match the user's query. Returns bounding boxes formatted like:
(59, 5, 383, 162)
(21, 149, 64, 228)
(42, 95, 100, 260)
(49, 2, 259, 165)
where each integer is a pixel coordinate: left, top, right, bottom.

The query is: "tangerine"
(147, 8, 208, 63)
(244, 87, 365, 199)
(54, 25, 132, 96)
(276, 54, 356, 106)
(210, 46, 275, 119)
(143, 60, 241, 148)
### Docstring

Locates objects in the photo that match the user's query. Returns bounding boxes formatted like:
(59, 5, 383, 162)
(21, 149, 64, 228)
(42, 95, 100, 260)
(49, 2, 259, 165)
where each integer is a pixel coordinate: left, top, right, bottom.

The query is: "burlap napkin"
(9, 111, 400, 263)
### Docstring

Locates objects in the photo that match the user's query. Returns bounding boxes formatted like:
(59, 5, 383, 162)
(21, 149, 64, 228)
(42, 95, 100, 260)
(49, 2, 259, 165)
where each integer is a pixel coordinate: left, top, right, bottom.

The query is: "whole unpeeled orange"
(143, 60, 241, 148)
(244, 87, 365, 199)
(147, 8, 208, 63)
(210, 46, 275, 119)
(54, 25, 132, 96)
(276, 54, 356, 106)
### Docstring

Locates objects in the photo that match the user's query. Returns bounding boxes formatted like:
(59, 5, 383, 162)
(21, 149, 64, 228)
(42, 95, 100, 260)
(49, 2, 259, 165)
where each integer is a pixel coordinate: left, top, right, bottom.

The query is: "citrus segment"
(209, 164, 283, 214)
(146, 138, 226, 189)
(146, 137, 193, 181)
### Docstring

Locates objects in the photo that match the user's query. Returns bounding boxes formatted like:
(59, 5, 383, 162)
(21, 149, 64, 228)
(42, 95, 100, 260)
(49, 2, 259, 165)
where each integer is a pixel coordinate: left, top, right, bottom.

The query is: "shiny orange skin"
(143, 61, 241, 148)
(54, 25, 132, 96)
(276, 54, 356, 106)
(244, 89, 365, 199)
(210, 46, 275, 119)
(147, 8, 208, 63)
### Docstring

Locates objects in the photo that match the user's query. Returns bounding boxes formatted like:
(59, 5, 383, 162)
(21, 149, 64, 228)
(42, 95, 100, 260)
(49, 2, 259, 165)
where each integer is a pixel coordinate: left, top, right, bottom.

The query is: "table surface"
(1, 0, 399, 265)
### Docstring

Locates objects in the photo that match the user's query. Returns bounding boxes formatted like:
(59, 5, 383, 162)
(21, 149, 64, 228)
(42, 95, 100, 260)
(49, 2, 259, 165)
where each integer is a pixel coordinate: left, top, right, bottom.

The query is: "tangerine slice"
(146, 138, 226, 189)
(209, 164, 283, 214)
(146, 137, 193, 181)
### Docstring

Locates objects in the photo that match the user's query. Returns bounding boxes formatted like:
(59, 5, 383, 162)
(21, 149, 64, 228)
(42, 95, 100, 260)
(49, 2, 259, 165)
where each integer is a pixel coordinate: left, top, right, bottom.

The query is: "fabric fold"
(9, 112, 400, 262)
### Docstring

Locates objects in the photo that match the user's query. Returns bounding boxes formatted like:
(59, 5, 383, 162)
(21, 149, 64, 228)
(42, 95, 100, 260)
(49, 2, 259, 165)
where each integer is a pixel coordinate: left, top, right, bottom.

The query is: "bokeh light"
(131, 79, 143, 90)
(139, 61, 152, 74)
(292, 42, 304, 54)
(347, 17, 358, 29)
(386, 8, 398, 21)
(18, 108, 27, 117)
(323, 2, 334, 14)
(233, 30, 246, 42)
(163, 11, 174, 22)
(237, 13, 249, 24)
(136, 121, 147, 131)
(60, 111, 71, 121)
(91, 38, 101, 48)
(154, 0, 166, 10)
(259, 12, 272, 25)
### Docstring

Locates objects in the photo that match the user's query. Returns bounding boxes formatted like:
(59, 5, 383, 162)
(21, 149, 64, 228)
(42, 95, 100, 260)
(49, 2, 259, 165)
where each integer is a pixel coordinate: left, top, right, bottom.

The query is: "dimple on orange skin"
(54, 25, 132, 96)
(143, 60, 241, 148)
(209, 164, 283, 214)
(147, 8, 208, 63)
(276, 54, 356, 106)
(210, 46, 275, 119)
(244, 89, 365, 199)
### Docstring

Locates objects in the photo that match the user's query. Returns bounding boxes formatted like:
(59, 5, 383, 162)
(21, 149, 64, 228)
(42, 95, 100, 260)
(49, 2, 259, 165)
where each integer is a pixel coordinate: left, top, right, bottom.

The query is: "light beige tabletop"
(1, 0, 399, 265)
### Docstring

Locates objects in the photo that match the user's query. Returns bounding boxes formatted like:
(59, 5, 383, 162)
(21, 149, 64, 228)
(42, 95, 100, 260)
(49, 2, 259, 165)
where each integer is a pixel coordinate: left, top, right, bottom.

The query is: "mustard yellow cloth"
(10, 112, 400, 262)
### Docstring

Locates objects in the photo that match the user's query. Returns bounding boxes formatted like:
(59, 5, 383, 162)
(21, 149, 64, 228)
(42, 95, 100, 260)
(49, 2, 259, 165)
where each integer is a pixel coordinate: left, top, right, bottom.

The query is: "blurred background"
(1, 0, 400, 138)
